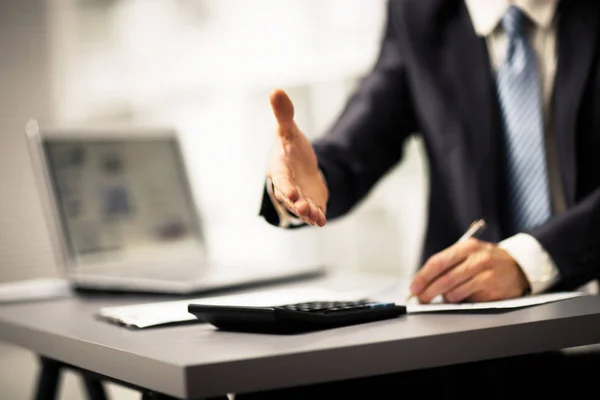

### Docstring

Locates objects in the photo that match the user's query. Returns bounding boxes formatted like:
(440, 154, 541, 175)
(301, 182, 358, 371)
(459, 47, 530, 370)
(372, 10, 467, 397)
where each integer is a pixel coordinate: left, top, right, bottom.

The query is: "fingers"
(305, 198, 320, 222)
(270, 89, 295, 139)
(273, 183, 298, 213)
(294, 196, 311, 217)
(315, 207, 326, 227)
(416, 243, 522, 303)
(305, 198, 326, 227)
(416, 251, 491, 303)
(294, 192, 324, 226)
(445, 269, 499, 303)
(442, 276, 480, 303)
(272, 174, 299, 203)
(273, 183, 325, 226)
(410, 238, 483, 296)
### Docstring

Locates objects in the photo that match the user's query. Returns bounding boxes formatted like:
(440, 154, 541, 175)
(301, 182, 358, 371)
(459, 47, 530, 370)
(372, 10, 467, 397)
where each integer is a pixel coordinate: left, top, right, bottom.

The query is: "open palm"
(268, 89, 328, 227)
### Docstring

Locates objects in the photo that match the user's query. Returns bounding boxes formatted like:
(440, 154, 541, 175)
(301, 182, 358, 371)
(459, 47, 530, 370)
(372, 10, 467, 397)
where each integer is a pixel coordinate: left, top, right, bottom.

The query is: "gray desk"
(1, 272, 600, 399)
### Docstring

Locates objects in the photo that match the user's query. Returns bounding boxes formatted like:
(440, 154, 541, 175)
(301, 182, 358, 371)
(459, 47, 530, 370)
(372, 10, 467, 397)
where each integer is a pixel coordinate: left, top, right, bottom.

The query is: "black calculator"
(188, 300, 407, 334)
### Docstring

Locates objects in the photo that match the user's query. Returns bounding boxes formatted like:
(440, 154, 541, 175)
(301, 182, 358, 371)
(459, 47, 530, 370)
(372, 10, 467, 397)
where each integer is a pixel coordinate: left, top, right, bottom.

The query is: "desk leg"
(36, 355, 225, 400)
(82, 375, 108, 400)
(35, 357, 62, 400)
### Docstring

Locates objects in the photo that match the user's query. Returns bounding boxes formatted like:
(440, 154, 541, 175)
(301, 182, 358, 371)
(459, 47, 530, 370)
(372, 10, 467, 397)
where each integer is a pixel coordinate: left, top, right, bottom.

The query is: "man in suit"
(260, 0, 600, 304)
(240, 0, 600, 398)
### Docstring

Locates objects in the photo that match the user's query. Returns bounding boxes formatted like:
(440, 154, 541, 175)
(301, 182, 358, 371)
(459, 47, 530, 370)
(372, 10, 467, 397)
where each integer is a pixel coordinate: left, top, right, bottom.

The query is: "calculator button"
(367, 303, 395, 308)
(276, 300, 397, 314)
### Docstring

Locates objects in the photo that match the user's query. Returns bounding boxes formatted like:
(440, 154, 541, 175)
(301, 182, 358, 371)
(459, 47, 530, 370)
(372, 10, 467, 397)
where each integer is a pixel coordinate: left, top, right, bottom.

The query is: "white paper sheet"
(97, 286, 588, 329)
(406, 291, 587, 313)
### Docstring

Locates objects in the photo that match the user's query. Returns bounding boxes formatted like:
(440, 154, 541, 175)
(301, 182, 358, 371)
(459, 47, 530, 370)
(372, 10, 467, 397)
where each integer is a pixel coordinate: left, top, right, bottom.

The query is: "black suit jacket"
(260, 0, 600, 291)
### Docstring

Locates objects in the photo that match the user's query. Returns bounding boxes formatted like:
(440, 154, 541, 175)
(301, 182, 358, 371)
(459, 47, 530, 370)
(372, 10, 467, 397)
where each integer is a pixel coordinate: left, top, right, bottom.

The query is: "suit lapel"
(554, 1, 599, 206)
(441, 2, 503, 241)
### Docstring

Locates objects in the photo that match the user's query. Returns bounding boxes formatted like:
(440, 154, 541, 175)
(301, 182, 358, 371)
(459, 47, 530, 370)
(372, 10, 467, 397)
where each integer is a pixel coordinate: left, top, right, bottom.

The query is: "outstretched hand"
(268, 89, 328, 227)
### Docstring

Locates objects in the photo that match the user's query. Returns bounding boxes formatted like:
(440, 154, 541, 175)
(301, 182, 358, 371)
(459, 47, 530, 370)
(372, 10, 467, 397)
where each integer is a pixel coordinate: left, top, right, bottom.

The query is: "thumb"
(269, 88, 296, 138)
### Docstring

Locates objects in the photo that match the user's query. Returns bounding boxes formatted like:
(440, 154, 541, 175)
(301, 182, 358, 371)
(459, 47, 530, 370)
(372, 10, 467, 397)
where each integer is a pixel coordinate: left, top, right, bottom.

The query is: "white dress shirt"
(268, 0, 564, 294)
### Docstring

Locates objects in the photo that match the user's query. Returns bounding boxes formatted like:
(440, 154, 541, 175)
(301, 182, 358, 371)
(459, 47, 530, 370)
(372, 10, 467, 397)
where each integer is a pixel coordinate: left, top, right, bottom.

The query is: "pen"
(407, 219, 487, 303)
(457, 219, 487, 243)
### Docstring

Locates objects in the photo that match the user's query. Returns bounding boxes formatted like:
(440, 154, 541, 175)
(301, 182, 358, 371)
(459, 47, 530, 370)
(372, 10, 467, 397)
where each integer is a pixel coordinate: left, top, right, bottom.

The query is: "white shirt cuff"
(499, 233, 559, 294)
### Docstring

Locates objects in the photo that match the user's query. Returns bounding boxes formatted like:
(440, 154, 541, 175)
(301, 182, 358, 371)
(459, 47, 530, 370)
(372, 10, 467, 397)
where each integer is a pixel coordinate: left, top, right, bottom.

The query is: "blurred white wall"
(47, 0, 428, 279)
(0, 0, 57, 283)
(0, 0, 429, 284)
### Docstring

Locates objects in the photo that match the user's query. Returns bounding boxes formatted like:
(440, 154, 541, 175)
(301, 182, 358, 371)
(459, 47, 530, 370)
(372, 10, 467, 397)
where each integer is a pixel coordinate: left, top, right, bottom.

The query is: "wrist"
(499, 233, 559, 294)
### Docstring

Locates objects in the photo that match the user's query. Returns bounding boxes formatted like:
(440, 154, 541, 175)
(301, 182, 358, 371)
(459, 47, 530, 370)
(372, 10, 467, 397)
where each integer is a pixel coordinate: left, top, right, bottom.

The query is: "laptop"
(25, 120, 325, 294)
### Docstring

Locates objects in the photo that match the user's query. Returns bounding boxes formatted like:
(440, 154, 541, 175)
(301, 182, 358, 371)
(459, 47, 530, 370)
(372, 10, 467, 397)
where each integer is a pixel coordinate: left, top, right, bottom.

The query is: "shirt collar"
(465, 0, 559, 36)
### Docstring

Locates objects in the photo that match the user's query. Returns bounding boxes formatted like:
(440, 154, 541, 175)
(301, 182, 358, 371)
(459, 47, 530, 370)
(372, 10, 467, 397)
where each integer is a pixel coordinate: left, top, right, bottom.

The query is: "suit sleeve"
(259, 0, 417, 225)
(530, 188, 600, 291)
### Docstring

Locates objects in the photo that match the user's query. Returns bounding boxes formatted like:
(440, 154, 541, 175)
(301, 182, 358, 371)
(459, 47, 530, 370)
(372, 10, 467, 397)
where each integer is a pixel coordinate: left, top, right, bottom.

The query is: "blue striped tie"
(496, 6, 551, 235)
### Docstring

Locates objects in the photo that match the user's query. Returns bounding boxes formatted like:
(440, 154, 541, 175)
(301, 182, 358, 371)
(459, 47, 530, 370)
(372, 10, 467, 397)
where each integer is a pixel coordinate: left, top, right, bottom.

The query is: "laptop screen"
(43, 137, 204, 267)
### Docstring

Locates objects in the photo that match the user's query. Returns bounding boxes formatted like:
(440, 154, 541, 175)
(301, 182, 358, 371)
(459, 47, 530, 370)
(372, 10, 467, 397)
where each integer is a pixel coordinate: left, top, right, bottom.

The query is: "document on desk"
(97, 285, 589, 329)
(404, 292, 587, 313)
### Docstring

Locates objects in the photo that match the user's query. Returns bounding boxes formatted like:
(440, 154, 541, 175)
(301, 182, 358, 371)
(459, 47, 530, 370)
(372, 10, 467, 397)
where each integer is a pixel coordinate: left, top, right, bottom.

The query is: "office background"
(0, 0, 427, 398)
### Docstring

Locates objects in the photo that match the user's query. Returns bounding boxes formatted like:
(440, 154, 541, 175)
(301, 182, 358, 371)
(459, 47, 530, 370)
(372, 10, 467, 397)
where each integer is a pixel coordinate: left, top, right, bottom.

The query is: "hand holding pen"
(408, 219, 531, 304)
